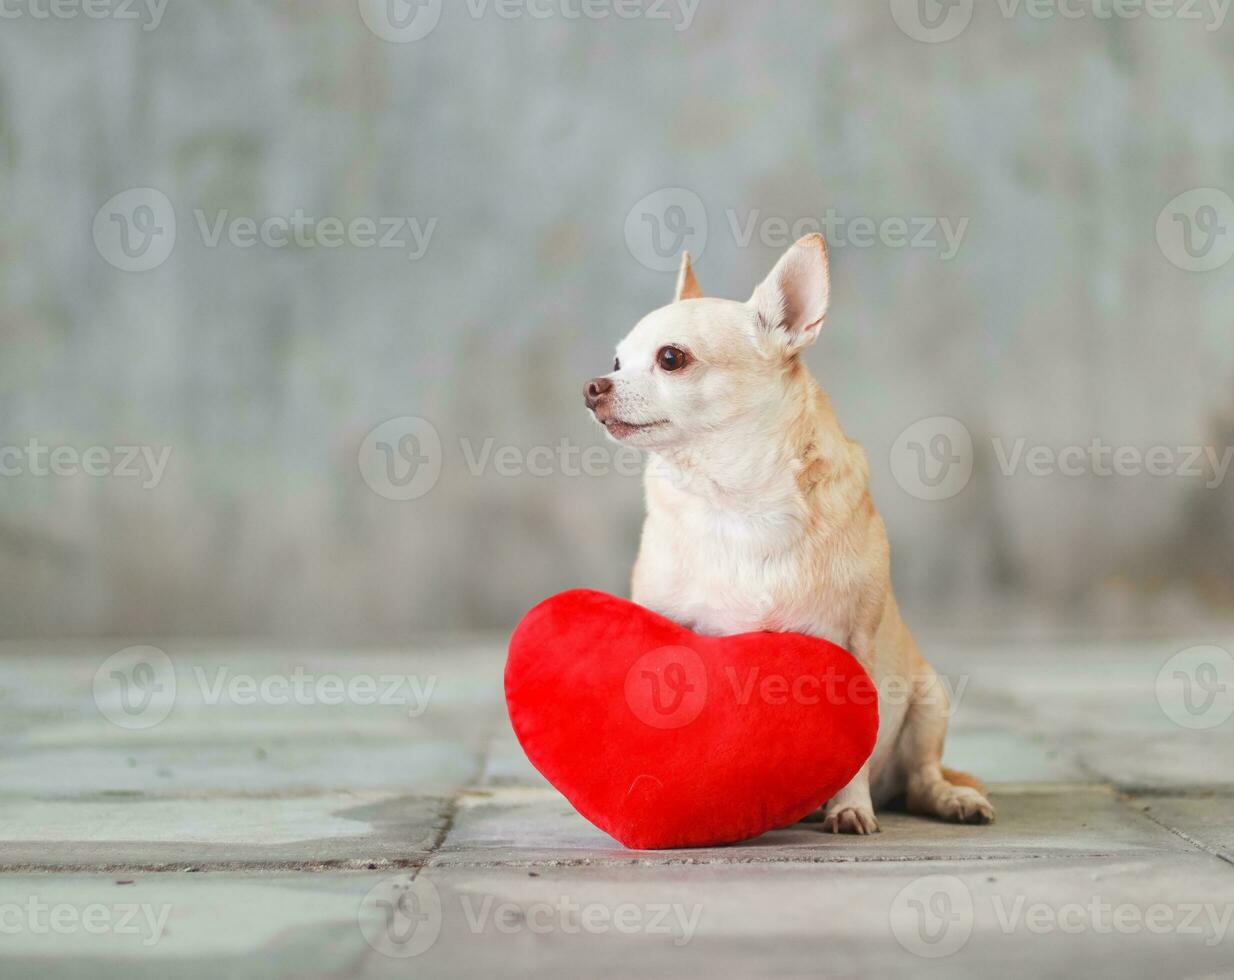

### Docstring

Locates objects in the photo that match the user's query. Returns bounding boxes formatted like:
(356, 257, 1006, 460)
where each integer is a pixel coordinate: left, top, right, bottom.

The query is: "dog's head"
(585, 235, 831, 450)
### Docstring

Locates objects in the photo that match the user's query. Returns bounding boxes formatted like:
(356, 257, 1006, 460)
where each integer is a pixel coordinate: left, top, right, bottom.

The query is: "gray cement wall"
(1, 2, 1231, 638)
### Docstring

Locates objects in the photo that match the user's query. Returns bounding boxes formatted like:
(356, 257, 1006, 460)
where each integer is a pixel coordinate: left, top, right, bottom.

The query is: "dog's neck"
(651, 363, 852, 506)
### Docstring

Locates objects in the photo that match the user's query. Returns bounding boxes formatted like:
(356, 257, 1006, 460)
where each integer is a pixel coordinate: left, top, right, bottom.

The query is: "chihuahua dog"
(584, 234, 993, 833)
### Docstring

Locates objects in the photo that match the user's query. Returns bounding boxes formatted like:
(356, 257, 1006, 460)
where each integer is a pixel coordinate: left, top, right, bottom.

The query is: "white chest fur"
(633, 478, 856, 647)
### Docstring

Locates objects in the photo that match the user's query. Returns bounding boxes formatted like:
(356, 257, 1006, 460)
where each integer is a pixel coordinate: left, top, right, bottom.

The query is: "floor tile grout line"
(0, 860, 428, 876)
(410, 726, 503, 880)
(410, 796, 462, 881)
(1121, 797, 1234, 869)
(422, 850, 1157, 870)
(0, 848, 1213, 876)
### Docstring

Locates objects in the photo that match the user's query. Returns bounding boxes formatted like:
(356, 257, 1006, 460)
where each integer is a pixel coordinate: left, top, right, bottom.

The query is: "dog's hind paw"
(935, 787, 996, 825)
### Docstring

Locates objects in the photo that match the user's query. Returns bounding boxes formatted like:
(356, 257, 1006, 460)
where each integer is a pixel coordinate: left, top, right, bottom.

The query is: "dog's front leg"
(821, 762, 878, 835)
(820, 608, 883, 835)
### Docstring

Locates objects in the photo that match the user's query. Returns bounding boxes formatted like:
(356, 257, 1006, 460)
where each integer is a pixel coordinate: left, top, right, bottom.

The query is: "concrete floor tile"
(0, 639, 1230, 979)
(0, 794, 449, 872)
(939, 728, 1088, 783)
(380, 858, 1234, 980)
(480, 727, 549, 789)
(1068, 733, 1234, 790)
(0, 873, 383, 979)
(1126, 794, 1234, 862)
(0, 737, 484, 796)
(5, 858, 1231, 980)
(431, 785, 1195, 868)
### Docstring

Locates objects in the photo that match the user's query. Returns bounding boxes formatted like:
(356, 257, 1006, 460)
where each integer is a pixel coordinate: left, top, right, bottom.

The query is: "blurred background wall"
(1, 0, 1231, 640)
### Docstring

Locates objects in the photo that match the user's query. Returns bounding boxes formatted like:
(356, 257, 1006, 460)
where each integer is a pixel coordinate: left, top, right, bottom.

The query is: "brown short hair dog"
(585, 235, 993, 832)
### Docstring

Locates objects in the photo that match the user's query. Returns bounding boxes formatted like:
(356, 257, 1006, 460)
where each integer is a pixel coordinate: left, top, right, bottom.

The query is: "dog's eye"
(613, 357, 620, 372)
(657, 346, 688, 372)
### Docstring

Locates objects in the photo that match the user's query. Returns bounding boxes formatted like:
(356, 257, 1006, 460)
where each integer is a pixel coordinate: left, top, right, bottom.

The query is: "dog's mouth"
(599, 417, 669, 440)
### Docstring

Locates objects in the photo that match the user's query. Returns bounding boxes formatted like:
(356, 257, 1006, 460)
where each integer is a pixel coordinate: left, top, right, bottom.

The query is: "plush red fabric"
(505, 590, 879, 850)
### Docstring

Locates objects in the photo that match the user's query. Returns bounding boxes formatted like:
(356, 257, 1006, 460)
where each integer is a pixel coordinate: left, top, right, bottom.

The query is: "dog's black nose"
(584, 377, 613, 411)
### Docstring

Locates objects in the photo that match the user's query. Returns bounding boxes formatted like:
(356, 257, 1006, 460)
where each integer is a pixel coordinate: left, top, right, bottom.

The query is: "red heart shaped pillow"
(505, 590, 879, 850)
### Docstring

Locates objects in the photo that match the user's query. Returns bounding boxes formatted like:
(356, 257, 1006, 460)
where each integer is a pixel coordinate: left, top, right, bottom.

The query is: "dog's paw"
(935, 787, 996, 825)
(821, 805, 880, 835)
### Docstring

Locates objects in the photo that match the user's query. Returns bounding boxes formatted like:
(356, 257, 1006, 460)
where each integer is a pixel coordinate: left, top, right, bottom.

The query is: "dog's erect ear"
(675, 251, 703, 302)
(749, 234, 831, 352)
